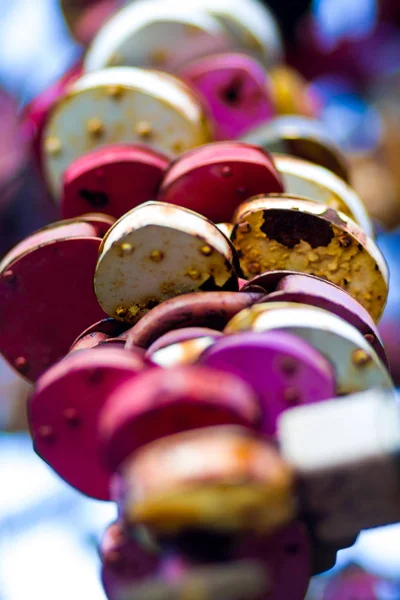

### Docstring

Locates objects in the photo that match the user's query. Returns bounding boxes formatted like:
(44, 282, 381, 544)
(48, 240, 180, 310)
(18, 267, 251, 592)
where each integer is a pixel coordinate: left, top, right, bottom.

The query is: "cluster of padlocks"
(1, 0, 399, 598)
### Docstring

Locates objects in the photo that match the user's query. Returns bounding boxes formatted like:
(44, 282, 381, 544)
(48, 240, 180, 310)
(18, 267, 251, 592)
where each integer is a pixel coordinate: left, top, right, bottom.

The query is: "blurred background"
(1, 0, 400, 598)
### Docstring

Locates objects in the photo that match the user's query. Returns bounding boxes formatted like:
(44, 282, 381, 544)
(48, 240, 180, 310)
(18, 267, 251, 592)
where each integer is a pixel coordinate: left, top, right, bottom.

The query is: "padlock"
(69, 317, 130, 352)
(157, 142, 283, 223)
(200, 330, 335, 436)
(271, 155, 373, 236)
(99, 365, 260, 471)
(117, 426, 295, 535)
(241, 271, 388, 367)
(146, 328, 222, 367)
(42, 67, 212, 199)
(84, 1, 233, 73)
(124, 291, 263, 350)
(225, 303, 393, 395)
(278, 389, 400, 542)
(28, 346, 148, 500)
(94, 202, 239, 323)
(231, 196, 388, 321)
(62, 144, 170, 219)
(0, 219, 107, 380)
(179, 54, 275, 140)
(242, 116, 350, 182)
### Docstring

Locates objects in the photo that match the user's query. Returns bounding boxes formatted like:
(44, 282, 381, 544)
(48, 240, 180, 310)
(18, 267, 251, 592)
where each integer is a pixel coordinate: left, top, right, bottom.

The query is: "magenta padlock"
(0, 219, 108, 380)
(101, 521, 160, 599)
(179, 53, 275, 140)
(242, 271, 388, 368)
(69, 318, 130, 352)
(201, 331, 336, 436)
(99, 365, 260, 472)
(125, 291, 264, 350)
(158, 142, 283, 223)
(28, 346, 148, 500)
(62, 144, 170, 219)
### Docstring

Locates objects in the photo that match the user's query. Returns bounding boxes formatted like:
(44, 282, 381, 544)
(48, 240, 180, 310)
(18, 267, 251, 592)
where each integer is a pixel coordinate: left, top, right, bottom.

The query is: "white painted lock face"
(272, 154, 373, 238)
(84, 1, 233, 73)
(95, 202, 237, 323)
(225, 302, 393, 395)
(150, 336, 215, 367)
(42, 67, 211, 199)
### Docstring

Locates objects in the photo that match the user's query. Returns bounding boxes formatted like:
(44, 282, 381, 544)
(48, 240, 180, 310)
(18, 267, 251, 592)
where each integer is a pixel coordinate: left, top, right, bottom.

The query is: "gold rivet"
(171, 140, 184, 154)
(352, 349, 372, 367)
(120, 243, 134, 256)
(187, 268, 201, 280)
(136, 121, 153, 138)
(45, 136, 62, 156)
(150, 250, 164, 262)
(108, 52, 123, 66)
(150, 49, 168, 65)
(107, 85, 124, 99)
(87, 118, 105, 137)
(200, 245, 213, 256)
(116, 306, 128, 318)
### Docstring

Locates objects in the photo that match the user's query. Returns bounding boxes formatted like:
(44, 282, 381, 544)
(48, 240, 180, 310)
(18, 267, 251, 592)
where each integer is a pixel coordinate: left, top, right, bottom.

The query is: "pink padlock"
(69, 318, 130, 352)
(201, 330, 336, 436)
(179, 53, 275, 140)
(28, 346, 148, 500)
(158, 142, 283, 223)
(62, 144, 170, 219)
(0, 220, 107, 380)
(99, 365, 260, 471)
(125, 291, 264, 350)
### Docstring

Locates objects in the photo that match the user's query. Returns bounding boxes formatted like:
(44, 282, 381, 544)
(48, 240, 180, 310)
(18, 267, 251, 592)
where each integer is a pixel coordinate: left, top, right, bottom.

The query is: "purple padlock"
(201, 330, 336, 436)
(180, 53, 275, 140)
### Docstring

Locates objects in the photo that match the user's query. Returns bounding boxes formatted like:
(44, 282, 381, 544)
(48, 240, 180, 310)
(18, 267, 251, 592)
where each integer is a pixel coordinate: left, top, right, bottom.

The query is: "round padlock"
(242, 116, 350, 182)
(125, 291, 263, 350)
(118, 426, 295, 535)
(231, 197, 388, 321)
(42, 67, 212, 198)
(146, 327, 223, 355)
(62, 144, 170, 219)
(28, 346, 148, 500)
(84, 1, 233, 72)
(271, 155, 373, 237)
(158, 142, 283, 223)
(225, 303, 393, 395)
(269, 66, 320, 118)
(242, 271, 388, 368)
(149, 336, 217, 368)
(179, 53, 275, 140)
(95, 202, 239, 323)
(101, 521, 160, 599)
(200, 331, 335, 436)
(69, 318, 130, 352)
(0, 221, 107, 380)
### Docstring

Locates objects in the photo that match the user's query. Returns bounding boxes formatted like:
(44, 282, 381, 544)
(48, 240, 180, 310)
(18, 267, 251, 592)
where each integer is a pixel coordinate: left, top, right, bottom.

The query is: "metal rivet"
(364, 333, 376, 345)
(280, 357, 297, 376)
(63, 408, 80, 427)
(87, 118, 105, 137)
(3, 269, 16, 283)
(150, 250, 164, 262)
(45, 136, 62, 156)
(221, 166, 232, 177)
(150, 49, 168, 65)
(38, 425, 56, 443)
(107, 85, 124, 99)
(116, 306, 128, 318)
(283, 387, 300, 405)
(200, 245, 213, 256)
(14, 356, 28, 372)
(119, 243, 134, 256)
(136, 121, 153, 138)
(352, 349, 372, 367)
(171, 140, 184, 153)
(247, 262, 261, 275)
(187, 269, 201, 280)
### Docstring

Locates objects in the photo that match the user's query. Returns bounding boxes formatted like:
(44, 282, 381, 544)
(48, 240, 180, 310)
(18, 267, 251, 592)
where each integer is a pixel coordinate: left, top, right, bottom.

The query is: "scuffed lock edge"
(224, 302, 394, 396)
(272, 154, 372, 237)
(119, 425, 296, 535)
(95, 202, 239, 323)
(84, 1, 233, 72)
(242, 115, 350, 183)
(42, 67, 212, 198)
(231, 197, 388, 322)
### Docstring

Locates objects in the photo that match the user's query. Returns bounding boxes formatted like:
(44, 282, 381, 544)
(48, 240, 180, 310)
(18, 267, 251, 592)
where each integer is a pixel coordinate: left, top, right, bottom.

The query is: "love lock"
(28, 345, 148, 500)
(179, 54, 275, 140)
(42, 67, 212, 198)
(200, 330, 335, 436)
(124, 291, 262, 349)
(271, 154, 373, 236)
(231, 197, 388, 320)
(69, 317, 130, 352)
(158, 142, 283, 222)
(242, 271, 388, 367)
(84, 1, 233, 73)
(242, 115, 350, 182)
(116, 426, 295, 535)
(278, 389, 400, 542)
(146, 329, 222, 368)
(225, 302, 393, 395)
(62, 144, 170, 219)
(94, 202, 239, 323)
(0, 219, 108, 380)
